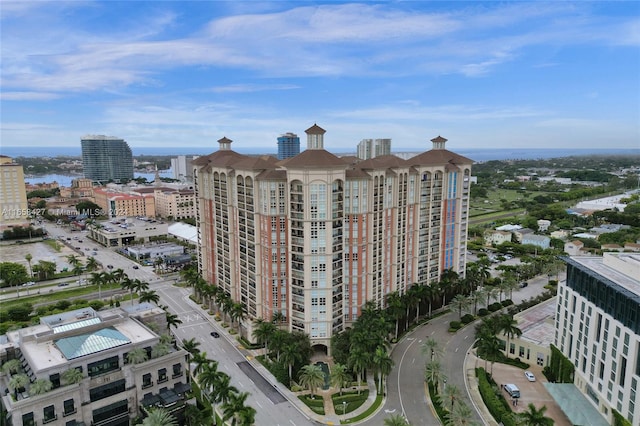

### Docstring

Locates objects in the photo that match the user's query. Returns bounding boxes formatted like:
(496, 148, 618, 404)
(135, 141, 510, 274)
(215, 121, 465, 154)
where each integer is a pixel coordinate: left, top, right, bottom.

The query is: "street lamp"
(342, 401, 346, 415)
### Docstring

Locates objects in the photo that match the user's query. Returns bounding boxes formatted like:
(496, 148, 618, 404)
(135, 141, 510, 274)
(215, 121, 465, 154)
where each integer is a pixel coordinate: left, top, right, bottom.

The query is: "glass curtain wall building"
(81, 135, 134, 183)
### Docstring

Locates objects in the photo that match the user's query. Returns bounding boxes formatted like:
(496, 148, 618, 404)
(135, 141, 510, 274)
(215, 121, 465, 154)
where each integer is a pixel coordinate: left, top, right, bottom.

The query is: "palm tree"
(9, 373, 29, 392)
(403, 288, 419, 329)
(165, 312, 183, 329)
(442, 383, 462, 411)
(386, 291, 405, 340)
(127, 347, 149, 364)
(61, 368, 84, 385)
(142, 407, 178, 426)
(191, 351, 212, 378)
(446, 401, 479, 426)
(85, 256, 99, 273)
(24, 253, 33, 279)
(151, 342, 171, 358)
(229, 302, 247, 335)
(298, 364, 325, 398)
(198, 360, 220, 395)
(517, 403, 553, 426)
(475, 332, 501, 375)
(125, 278, 149, 305)
(139, 290, 160, 305)
(384, 414, 411, 426)
(210, 372, 238, 426)
(35, 260, 56, 280)
(181, 337, 201, 365)
(252, 318, 277, 352)
(330, 363, 350, 396)
(373, 346, 394, 395)
(424, 360, 445, 393)
(499, 315, 522, 358)
(348, 347, 370, 394)
(422, 337, 444, 362)
(236, 404, 257, 426)
(29, 378, 53, 395)
(1, 359, 21, 375)
(184, 404, 209, 426)
(72, 263, 84, 277)
(439, 269, 460, 307)
(425, 283, 439, 318)
(450, 293, 471, 320)
(281, 342, 303, 387)
(269, 330, 287, 362)
(271, 310, 286, 329)
(222, 391, 251, 426)
(66, 254, 81, 268)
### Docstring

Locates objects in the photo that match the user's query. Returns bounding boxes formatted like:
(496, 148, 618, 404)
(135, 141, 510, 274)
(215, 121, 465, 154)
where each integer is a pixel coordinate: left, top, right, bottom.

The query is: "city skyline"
(1, 1, 639, 152)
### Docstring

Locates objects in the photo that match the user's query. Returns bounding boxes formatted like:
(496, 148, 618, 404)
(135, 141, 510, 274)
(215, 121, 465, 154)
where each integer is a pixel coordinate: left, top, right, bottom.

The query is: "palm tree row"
(195, 355, 256, 425)
(474, 314, 522, 375)
(181, 266, 247, 336)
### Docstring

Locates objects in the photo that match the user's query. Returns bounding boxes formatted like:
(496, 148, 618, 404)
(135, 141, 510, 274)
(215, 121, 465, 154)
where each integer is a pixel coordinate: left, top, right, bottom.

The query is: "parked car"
(519, 282, 528, 288)
(524, 371, 536, 382)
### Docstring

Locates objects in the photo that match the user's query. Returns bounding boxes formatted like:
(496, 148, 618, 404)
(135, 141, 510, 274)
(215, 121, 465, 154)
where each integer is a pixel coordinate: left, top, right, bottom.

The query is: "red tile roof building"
(194, 125, 473, 353)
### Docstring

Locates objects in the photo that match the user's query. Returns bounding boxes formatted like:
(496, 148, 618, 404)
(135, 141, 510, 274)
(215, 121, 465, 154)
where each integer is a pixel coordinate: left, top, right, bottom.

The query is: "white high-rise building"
(556, 253, 640, 425)
(170, 156, 197, 181)
(357, 138, 391, 160)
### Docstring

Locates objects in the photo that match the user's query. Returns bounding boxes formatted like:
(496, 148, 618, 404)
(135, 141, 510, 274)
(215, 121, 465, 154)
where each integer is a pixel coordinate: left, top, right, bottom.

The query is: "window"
(92, 399, 128, 424)
(43, 405, 56, 424)
(158, 368, 168, 383)
(88, 356, 119, 377)
(143, 373, 153, 388)
(90, 379, 126, 402)
(22, 412, 35, 426)
(172, 363, 182, 378)
(64, 398, 76, 416)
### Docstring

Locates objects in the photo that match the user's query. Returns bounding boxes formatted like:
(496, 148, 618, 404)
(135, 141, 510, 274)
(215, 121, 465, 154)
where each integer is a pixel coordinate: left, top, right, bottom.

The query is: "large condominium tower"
(277, 133, 301, 160)
(194, 124, 472, 354)
(556, 253, 640, 425)
(81, 135, 134, 183)
(357, 138, 392, 160)
(0, 156, 29, 231)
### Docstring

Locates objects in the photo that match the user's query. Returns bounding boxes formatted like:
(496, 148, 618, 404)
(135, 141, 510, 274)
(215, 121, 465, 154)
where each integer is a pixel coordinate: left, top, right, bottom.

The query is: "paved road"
(155, 281, 313, 426)
(362, 271, 561, 426)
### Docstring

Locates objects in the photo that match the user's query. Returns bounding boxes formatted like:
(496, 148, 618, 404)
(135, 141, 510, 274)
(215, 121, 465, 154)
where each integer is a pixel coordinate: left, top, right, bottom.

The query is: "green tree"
(373, 346, 394, 395)
(222, 391, 252, 426)
(9, 373, 29, 392)
(446, 401, 479, 426)
(127, 347, 149, 365)
(151, 342, 171, 358)
(348, 347, 369, 394)
(210, 372, 238, 426)
(165, 312, 183, 329)
(442, 383, 462, 411)
(61, 368, 84, 385)
(384, 414, 411, 426)
(298, 364, 325, 398)
(141, 407, 178, 426)
(281, 342, 304, 387)
(29, 378, 53, 395)
(253, 318, 277, 351)
(1, 359, 21, 375)
(386, 291, 405, 340)
(424, 360, 445, 394)
(517, 403, 553, 426)
(24, 254, 33, 279)
(330, 363, 350, 396)
(139, 290, 160, 305)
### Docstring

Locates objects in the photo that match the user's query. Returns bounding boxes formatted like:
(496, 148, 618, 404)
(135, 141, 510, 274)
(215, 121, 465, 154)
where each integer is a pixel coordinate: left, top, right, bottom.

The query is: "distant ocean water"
(1, 146, 638, 161)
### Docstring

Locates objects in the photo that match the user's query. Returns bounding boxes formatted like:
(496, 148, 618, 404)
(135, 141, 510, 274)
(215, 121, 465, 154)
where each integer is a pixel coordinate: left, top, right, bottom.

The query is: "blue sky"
(1, 1, 639, 154)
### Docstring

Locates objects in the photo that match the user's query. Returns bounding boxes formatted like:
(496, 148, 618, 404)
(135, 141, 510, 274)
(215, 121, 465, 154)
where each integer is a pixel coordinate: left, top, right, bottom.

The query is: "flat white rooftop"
(570, 253, 640, 296)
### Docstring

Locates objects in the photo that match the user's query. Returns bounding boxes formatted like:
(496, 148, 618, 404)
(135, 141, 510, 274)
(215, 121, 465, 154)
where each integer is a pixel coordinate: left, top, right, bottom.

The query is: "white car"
(524, 371, 536, 382)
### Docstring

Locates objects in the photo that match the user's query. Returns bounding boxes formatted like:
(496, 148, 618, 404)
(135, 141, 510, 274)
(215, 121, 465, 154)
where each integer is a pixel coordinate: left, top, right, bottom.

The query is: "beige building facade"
(93, 188, 156, 219)
(0, 156, 30, 232)
(153, 189, 195, 220)
(194, 124, 472, 352)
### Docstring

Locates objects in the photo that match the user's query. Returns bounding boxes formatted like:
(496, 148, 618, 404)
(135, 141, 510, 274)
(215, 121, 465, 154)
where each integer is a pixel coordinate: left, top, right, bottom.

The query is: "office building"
(194, 125, 472, 353)
(556, 254, 640, 425)
(81, 135, 134, 183)
(93, 188, 156, 219)
(0, 156, 30, 232)
(277, 133, 300, 160)
(0, 305, 189, 426)
(357, 138, 391, 160)
(170, 156, 197, 181)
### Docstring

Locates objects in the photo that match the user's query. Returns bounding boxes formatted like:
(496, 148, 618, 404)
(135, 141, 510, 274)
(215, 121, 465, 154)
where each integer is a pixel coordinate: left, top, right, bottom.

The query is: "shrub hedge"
(461, 314, 475, 324)
(475, 367, 516, 426)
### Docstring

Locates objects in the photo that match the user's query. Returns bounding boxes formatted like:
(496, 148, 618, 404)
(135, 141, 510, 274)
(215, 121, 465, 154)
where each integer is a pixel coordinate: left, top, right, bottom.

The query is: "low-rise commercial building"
(126, 243, 184, 261)
(0, 305, 189, 426)
(88, 218, 168, 247)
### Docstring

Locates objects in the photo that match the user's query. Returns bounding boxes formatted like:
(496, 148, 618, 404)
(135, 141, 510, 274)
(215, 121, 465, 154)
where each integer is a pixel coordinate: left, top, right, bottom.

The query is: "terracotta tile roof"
(231, 155, 279, 170)
(277, 149, 348, 168)
(355, 154, 407, 170)
(305, 124, 326, 134)
(194, 150, 247, 169)
(407, 149, 473, 167)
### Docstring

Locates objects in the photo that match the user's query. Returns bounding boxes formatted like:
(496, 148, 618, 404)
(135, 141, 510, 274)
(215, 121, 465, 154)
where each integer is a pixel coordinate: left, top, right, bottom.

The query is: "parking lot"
(491, 363, 572, 425)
